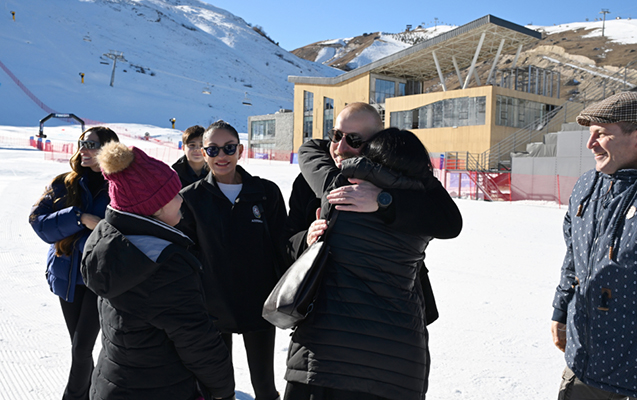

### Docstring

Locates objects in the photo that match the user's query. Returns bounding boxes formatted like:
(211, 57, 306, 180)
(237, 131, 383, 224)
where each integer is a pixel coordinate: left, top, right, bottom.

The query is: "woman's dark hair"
(203, 120, 240, 142)
(33, 126, 119, 256)
(362, 127, 432, 179)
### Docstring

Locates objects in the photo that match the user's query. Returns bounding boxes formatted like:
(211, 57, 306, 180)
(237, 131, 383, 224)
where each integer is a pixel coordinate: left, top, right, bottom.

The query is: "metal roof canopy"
(288, 15, 541, 86)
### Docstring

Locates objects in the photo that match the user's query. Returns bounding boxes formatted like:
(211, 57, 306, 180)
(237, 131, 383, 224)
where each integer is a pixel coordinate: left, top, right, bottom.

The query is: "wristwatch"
(377, 191, 393, 209)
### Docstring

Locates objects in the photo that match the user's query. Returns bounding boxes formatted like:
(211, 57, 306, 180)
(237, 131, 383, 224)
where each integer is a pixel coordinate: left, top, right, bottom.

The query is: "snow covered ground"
(0, 124, 568, 399)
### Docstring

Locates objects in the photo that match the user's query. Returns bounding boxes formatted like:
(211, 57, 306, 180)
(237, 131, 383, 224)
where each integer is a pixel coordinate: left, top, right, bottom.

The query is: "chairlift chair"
(242, 92, 252, 106)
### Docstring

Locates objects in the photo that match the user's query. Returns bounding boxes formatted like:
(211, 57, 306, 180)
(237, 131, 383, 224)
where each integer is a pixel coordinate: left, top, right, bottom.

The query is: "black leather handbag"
(262, 210, 338, 329)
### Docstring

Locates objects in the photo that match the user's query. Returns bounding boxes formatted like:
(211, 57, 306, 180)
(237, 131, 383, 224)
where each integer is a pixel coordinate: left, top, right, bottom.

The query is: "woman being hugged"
(179, 120, 288, 400)
(29, 127, 119, 400)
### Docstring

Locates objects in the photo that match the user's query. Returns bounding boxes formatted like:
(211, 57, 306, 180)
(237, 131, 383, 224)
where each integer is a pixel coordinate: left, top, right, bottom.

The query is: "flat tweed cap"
(576, 91, 637, 126)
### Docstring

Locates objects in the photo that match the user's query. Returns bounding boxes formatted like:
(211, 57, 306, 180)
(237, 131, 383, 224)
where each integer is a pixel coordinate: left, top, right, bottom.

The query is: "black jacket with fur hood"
(81, 208, 235, 400)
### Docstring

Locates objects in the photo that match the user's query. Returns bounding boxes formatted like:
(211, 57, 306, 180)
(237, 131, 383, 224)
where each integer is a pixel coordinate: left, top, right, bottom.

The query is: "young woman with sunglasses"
(29, 126, 119, 400)
(179, 120, 288, 400)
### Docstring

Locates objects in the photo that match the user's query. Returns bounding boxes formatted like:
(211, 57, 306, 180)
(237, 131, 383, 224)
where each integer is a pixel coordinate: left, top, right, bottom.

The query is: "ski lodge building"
(286, 15, 562, 160)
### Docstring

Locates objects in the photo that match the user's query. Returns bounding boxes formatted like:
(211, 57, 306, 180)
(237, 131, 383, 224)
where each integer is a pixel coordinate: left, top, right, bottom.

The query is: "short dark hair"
(203, 120, 239, 142)
(617, 121, 637, 135)
(182, 125, 204, 144)
(362, 127, 432, 179)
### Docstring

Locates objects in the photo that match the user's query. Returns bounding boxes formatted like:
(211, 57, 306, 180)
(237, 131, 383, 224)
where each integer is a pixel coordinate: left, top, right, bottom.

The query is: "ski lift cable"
(123, 61, 292, 102)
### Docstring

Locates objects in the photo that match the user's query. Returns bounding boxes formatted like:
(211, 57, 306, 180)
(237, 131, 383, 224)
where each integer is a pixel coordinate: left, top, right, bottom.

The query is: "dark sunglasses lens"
(78, 140, 101, 150)
(223, 144, 238, 155)
(345, 135, 364, 148)
(205, 144, 238, 157)
(204, 146, 220, 157)
(329, 130, 343, 143)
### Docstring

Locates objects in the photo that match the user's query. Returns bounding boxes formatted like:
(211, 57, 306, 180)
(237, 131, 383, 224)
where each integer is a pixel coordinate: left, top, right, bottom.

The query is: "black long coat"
(81, 208, 235, 400)
(178, 166, 288, 333)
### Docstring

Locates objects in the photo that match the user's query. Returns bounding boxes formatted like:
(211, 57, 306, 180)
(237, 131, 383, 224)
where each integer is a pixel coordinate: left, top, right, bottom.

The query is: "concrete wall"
(511, 129, 595, 204)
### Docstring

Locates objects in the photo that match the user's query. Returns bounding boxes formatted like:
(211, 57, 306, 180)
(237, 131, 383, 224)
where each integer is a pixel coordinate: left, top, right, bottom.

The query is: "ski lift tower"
(103, 50, 126, 87)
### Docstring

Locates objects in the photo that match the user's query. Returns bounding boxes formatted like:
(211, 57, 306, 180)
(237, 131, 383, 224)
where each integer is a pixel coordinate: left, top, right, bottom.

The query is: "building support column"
(486, 39, 505, 84)
(511, 44, 523, 68)
(432, 51, 447, 91)
(463, 32, 485, 89)
(452, 56, 463, 88)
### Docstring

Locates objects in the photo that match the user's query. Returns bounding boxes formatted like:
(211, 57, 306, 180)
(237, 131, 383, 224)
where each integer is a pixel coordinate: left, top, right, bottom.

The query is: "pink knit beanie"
(97, 142, 181, 216)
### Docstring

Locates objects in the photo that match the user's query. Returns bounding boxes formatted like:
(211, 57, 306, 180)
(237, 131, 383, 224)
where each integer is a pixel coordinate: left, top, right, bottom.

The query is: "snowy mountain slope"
(0, 0, 340, 130)
(293, 25, 456, 70)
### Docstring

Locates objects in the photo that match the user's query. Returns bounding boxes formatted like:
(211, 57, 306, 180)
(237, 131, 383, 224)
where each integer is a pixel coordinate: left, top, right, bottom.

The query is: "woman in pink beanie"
(81, 142, 235, 400)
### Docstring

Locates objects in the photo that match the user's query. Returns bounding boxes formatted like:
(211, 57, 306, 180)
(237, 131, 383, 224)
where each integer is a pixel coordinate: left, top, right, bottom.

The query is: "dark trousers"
(59, 285, 100, 400)
(558, 367, 637, 400)
(221, 327, 278, 400)
(284, 382, 392, 400)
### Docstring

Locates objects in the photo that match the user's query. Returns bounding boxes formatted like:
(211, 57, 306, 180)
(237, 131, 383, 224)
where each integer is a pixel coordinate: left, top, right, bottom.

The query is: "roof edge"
(288, 14, 541, 85)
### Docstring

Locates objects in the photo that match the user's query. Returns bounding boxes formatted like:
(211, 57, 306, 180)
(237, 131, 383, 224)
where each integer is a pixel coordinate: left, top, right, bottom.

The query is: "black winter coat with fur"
(81, 208, 234, 400)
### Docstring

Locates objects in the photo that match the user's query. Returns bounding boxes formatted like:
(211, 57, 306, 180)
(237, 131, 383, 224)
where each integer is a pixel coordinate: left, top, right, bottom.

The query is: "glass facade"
(390, 96, 486, 130)
(375, 79, 395, 104)
(495, 95, 548, 128)
(250, 119, 275, 140)
(323, 97, 334, 139)
(303, 91, 314, 142)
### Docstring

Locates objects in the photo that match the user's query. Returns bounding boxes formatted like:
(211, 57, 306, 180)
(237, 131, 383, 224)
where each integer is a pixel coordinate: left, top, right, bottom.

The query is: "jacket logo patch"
(627, 205, 636, 220)
(252, 205, 261, 219)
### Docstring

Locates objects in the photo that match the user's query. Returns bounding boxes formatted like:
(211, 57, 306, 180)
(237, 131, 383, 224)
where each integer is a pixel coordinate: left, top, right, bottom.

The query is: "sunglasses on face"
(78, 140, 101, 150)
(328, 129, 365, 149)
(203, 143, 239, 157)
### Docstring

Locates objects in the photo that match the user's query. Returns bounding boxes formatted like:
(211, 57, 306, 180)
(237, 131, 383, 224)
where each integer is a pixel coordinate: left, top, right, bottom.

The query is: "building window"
(390, 96, 487, 130)
(303, 91, 314, 141)
(374, 79, 395, 104)
(250, 120, 275, 141)
(323, 97, 334, 139)
(399, 82, 406, 97)
(496, 95, 548, 128)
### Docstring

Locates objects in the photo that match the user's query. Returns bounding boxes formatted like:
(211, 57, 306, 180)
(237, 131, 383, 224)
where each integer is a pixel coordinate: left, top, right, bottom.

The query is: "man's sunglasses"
(78, 140, 101, 150)
(328, 129, 365, 149)
(203, 143, 239, 157)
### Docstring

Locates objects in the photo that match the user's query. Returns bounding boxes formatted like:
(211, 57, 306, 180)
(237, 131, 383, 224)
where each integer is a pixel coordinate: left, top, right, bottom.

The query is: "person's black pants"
(59, 285, 100, 400)
(222, 327, 278, 400)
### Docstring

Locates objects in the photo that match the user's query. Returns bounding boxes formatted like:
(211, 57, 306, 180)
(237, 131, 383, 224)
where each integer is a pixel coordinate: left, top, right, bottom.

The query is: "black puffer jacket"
(283, 172, 322, 260)
(81, 208, 234, 400)
(172, 155, 209, 188)
(178, 166, 288, 333)
(285, 142, 462, 400)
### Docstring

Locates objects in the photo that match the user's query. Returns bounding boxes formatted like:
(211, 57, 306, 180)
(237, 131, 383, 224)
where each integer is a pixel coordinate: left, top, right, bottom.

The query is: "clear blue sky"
(201, 0, 636, 51)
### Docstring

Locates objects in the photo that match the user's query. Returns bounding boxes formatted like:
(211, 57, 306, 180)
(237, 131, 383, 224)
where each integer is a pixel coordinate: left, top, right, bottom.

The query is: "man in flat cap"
(551, 91, 637, 400)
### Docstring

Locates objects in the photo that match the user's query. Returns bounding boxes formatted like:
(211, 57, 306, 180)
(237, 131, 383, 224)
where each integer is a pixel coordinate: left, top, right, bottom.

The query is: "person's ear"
(237, 144, 244, 160)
